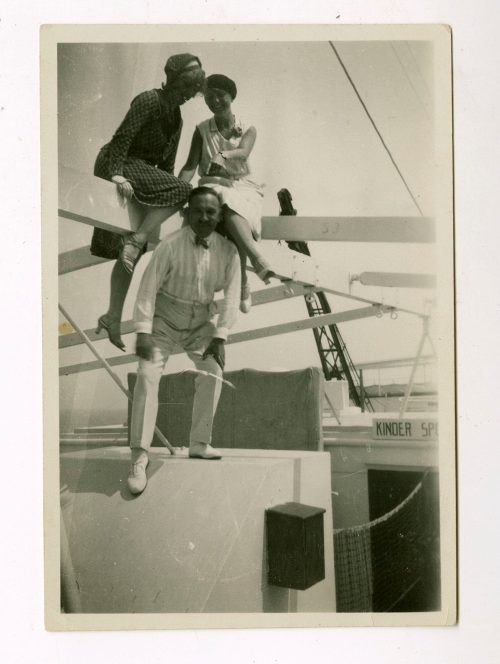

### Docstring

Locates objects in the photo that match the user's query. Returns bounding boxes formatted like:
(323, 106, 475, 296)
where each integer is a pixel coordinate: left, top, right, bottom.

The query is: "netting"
(333, 471, 440, 612)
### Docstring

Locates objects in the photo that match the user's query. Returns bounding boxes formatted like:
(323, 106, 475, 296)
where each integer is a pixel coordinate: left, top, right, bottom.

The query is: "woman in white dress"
(179, 74, 274, 313)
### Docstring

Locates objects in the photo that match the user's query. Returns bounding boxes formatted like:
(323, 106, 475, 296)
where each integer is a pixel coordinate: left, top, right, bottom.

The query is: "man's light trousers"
(130, 293, 223, 450)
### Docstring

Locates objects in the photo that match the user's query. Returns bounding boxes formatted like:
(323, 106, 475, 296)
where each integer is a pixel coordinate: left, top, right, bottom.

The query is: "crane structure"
(277, 188, 373, 412)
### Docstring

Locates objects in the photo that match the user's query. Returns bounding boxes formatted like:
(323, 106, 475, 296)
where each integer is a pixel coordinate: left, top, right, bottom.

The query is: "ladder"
(277, 189, 374, 412)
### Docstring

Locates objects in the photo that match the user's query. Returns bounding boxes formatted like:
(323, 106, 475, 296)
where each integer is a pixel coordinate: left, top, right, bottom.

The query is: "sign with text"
(372, 418, 438, 441)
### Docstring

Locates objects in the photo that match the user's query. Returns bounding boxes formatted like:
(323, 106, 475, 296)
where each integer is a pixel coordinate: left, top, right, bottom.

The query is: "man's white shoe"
(127, 452, 149, 494)
(189, 442, 222, 460)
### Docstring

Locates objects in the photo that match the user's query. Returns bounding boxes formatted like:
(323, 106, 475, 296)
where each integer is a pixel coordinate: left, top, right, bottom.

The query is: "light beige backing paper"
(43, 23, 455, 631)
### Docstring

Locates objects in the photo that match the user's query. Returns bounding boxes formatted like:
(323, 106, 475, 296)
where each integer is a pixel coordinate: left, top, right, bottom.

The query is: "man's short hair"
(188, 186, 222, 206)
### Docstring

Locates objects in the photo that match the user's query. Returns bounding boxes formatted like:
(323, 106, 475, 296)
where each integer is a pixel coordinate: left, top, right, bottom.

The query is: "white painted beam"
(351, 272, 437, 288)
(262, 216, 435, 243)
(58, 243, 160, 274)
(59, 165, 435, 243)
(57, 241, 427, 316)
(58, 282, 324, 350)
(58, 166, 320, 284)
(59, 246, 110, 274)
(58, 166, 428, 317)
(59, 165, 145, 234)
(229, 306, 387, 342)
(59, 304, 391, 375)
(57, 244, 314, 279)
(57, 237, 321, 296)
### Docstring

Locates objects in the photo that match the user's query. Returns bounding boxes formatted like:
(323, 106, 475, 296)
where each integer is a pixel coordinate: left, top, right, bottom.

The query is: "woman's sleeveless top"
(197, 117, 251, 180)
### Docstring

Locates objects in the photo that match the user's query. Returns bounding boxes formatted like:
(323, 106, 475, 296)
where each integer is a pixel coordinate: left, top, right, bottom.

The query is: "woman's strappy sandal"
(96, 314, 126, 352)
(253, 258, 275, 285)
(120, 234, 145, 274)
(240, 282, 252, 314)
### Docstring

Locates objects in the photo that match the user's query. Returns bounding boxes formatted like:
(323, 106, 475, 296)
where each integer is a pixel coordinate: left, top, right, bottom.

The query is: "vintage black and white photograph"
(42, 24, 455, 629)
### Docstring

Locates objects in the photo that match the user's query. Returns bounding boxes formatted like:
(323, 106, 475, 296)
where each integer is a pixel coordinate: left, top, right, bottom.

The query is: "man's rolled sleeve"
(214, 247, 241, 339)
(133, 242, 170, 334)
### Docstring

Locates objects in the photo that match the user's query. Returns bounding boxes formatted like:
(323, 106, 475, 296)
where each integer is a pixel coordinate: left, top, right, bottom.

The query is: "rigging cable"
(328, 41, 424, 217)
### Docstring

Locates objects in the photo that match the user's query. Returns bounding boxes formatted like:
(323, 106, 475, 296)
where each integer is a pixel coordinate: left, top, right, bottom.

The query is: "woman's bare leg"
(105, 260, 134, 323)
(130, 204, 183, 246)
(223, 211, 273, 284)
(98, 203, 182, 350)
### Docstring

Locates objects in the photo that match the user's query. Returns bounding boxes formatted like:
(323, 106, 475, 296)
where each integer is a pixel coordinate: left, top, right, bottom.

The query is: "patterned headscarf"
(164, 53, 202, 84)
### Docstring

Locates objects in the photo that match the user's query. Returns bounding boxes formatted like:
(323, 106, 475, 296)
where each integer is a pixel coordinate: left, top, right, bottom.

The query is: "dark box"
(266, 502, 326, 591)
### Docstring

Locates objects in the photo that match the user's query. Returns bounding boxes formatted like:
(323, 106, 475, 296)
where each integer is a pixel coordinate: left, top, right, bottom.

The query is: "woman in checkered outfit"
(178, 74, 275, 314)
(94, 53, 205, 351)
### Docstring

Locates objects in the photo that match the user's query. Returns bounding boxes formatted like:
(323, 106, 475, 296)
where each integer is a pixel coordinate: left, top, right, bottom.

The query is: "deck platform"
(60, 447, 335, 613)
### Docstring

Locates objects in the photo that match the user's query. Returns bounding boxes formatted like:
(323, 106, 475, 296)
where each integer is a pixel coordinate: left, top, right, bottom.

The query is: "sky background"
(57, 40, 437, 426)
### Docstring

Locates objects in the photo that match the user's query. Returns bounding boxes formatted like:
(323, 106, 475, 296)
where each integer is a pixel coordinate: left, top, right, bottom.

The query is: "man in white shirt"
(128, 186, 241, 494)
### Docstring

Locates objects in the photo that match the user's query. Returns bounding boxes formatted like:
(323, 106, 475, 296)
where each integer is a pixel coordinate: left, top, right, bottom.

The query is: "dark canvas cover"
(128, 367, 324, 451)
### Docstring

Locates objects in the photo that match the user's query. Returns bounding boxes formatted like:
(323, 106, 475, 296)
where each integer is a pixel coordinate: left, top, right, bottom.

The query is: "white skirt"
(198, 176, 264, 241)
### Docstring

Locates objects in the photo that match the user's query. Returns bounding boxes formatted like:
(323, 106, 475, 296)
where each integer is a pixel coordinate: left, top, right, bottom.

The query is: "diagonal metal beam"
(59, 305, 391, 376)
(58, 282, 324, 349)
(58, 303, 175, 453)
(59, 246, 111, 274)
(354, 355, 436, 370)
(58, 244, 427, 320)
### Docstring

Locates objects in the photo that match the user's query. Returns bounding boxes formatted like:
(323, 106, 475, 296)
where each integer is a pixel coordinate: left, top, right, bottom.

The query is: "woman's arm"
(219, 126, 257, 162)
(178, 127, 202, 182)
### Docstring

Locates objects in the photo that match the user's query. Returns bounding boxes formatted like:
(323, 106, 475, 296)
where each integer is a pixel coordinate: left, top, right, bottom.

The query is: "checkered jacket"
(106, 89, 183, 176)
